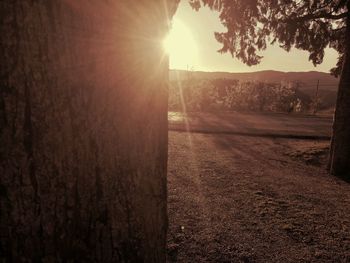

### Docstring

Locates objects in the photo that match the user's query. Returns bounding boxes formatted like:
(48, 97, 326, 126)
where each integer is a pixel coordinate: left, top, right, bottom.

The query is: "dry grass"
(167, 131, 350, 262)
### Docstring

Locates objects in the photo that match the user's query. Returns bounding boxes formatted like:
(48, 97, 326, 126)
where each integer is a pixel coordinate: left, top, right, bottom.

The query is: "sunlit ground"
(168, 111, 186, 122)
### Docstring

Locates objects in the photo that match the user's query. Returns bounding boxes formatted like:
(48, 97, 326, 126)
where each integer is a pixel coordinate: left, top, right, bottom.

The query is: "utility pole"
(313, 79, 319, 115)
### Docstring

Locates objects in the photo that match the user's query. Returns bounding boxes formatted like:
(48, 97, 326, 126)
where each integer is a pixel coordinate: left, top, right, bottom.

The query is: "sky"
(170, 1, 339, 73)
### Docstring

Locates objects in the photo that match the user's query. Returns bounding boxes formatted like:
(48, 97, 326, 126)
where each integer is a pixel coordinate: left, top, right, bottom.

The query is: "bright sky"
(169, 1, 339, 73)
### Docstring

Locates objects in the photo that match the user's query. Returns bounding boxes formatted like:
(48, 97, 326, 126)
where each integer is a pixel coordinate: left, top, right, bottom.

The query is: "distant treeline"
(169, 78, 336, 114)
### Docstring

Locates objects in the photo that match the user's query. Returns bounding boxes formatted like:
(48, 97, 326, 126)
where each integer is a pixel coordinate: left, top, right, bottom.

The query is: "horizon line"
(169, 68, 332, 74)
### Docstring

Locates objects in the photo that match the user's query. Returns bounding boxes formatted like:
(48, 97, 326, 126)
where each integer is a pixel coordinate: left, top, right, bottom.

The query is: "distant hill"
(169, 69, 339, 110)
(169, 69, 339, 90)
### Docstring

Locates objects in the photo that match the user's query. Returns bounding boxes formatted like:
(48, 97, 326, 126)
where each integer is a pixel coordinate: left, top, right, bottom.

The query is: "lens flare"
(163, 19, 198, 70)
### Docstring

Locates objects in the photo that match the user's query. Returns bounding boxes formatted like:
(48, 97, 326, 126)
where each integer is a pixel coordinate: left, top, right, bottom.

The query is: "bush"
(169, 78, 311, 113)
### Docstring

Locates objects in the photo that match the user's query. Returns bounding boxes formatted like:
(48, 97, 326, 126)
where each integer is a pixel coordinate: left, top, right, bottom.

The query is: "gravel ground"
(167, 131, 350, 262)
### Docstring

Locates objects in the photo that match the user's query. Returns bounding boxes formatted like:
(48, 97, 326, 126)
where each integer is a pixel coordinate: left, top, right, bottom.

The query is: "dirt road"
(167, 131, 350, 262)
(168, 111, 333, 139)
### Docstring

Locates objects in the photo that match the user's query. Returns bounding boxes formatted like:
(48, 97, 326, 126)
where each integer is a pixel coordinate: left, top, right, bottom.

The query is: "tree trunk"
(0, 1, 177, 261)
(329, 6, 350, 181)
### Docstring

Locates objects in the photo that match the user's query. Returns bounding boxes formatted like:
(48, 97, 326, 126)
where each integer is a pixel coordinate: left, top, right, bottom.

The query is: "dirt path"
(167, 131, 350, 262)
(168, 112, 333, 139)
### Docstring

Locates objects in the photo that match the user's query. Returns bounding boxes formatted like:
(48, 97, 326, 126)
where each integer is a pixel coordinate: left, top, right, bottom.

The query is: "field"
(167, 112, 350, 262)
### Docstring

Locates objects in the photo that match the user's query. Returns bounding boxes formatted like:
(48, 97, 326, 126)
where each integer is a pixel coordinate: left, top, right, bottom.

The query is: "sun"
(163, 19, 198, 70)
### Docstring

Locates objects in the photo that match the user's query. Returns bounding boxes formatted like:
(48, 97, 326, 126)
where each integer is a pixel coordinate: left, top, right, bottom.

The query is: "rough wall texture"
(0, 1, 177, 261)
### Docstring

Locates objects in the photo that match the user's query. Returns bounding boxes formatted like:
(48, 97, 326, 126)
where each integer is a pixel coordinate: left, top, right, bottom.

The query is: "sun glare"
(163, 19, 198, 70)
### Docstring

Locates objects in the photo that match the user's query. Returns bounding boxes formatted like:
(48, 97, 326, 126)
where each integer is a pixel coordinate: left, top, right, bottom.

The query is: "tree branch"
(286, 11, 348, 23)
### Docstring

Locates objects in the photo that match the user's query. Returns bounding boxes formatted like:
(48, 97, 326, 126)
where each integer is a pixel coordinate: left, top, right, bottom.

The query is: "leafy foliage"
(188, 0, 349, 74)
(169, 78, 313, 113)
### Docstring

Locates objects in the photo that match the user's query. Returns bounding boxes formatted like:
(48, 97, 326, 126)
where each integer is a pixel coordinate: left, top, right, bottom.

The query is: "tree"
(189, 0, 350, 180)
(0, 0, 178, 261)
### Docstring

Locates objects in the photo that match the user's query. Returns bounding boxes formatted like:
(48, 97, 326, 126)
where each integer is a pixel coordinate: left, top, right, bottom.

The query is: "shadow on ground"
(167, 131, 350, 262)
